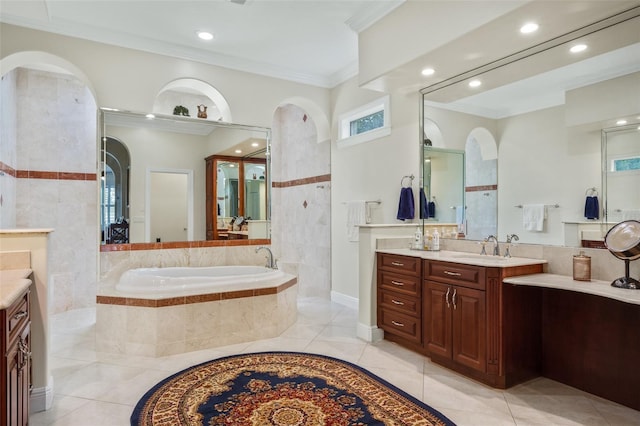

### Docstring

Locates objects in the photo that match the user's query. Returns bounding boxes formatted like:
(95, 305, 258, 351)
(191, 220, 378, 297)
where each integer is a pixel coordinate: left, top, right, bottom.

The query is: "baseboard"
(30, 379, 54, 413)
(330, 291, 358, 310)
(357, 322, 384, 343)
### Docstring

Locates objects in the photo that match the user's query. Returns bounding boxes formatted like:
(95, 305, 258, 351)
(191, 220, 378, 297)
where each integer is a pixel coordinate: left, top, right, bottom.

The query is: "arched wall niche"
(277, 96, 330, 144)
(0, 51, 97, 102)
(465, 127, 498, 241)
(153, 78, 232, 122)
(423, 118, 444, 148)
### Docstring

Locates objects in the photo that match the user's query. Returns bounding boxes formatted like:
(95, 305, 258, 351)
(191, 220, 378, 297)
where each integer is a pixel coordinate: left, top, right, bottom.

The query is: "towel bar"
(515, 204, 560, 208)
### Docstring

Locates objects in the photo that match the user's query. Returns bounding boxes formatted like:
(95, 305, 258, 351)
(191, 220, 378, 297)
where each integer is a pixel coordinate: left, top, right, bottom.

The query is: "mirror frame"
(99, 108, 272, 250)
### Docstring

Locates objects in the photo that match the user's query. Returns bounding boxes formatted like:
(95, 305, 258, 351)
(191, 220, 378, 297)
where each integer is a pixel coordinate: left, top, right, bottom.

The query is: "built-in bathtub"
(96, 265, 297, 357)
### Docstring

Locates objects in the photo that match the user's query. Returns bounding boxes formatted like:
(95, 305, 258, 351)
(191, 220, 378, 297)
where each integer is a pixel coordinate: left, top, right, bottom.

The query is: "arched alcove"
(277, 97, 330, 144)
(465, 127, 498, 240)
(153, 78, 232, 122)
(423, 118, 444, 148)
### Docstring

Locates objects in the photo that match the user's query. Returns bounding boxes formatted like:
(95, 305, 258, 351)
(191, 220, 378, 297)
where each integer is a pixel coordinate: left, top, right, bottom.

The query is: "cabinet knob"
(13, 310, 28, 320)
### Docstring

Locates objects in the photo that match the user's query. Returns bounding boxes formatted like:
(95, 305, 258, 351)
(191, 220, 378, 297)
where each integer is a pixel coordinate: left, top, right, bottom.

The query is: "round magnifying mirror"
(604, 220, 640, 289)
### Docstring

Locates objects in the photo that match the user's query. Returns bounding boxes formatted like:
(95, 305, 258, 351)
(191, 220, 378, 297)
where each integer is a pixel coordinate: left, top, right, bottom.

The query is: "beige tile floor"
(30, 297, 640, 426)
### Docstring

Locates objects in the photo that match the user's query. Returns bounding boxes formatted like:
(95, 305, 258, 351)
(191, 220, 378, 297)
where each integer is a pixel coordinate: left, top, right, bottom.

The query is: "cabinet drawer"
(379, 309, 421, 344)
(379, 270, 420, 297)
(379, 289, 420, 317)
(424, 260, 486, 290)
(6, 291, 30, 346)
(378, 253, 421, 277)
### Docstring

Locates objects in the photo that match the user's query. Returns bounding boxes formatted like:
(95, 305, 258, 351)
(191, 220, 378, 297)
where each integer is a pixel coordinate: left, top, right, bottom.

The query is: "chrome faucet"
(256, 246, 277, 269)
(504, 234, 519, 258)
(486, 235, 500, 256)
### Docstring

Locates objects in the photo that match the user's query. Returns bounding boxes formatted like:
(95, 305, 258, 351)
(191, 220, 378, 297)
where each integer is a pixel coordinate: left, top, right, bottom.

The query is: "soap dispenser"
(414, 226, 423, 249)
(432, 228, 440, 251)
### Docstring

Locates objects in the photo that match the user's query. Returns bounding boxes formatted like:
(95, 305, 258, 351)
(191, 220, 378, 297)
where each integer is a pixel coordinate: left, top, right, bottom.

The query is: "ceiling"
(1, 0, 638, 118)
(0, 0, 404, 88)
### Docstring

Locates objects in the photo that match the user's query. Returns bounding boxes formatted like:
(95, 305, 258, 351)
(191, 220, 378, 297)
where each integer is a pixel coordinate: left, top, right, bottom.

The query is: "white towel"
(346, 201, 367, 242)
(523, 204, 546, 231)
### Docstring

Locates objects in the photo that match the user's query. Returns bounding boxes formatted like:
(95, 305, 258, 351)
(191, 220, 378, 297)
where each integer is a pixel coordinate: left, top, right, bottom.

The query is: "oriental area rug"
(131, 351, 456, 426)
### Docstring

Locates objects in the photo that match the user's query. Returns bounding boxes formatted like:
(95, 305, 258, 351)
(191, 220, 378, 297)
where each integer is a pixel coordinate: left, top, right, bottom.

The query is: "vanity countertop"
(376, 248, 548, 268)
(503, 273, 640, 306)
(0, 269, 32, 309)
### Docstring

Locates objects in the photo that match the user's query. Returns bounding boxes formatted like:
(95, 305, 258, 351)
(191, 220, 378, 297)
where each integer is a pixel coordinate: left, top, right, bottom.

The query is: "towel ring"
(586, 187, 598, 196)
(401, 174, 414, 188)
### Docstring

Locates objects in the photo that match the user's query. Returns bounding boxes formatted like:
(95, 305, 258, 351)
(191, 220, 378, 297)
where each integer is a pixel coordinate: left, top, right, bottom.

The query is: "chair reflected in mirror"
(107, 222, 129, 244)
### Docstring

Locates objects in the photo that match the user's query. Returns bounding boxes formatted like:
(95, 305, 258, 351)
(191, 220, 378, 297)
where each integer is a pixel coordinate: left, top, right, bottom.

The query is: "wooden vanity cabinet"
(2, 288, 31, 426)
(376, 253, 423, 352)
(376, 252, 545, 389)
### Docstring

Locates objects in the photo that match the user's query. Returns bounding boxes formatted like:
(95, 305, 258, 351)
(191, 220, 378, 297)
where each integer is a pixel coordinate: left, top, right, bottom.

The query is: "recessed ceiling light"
(616, 119, 627, 125)
(251, 142, 259, 147)
(520, 22, 539, 34)
(570, 44, 587, 53)
(229, 164, 235, 168)
(468, 79, 482, 88)
(421, 67, 435, 76)
(145, 114, 155, 119)
(197, 31, 214, 41)
(235, 149, 242, 154)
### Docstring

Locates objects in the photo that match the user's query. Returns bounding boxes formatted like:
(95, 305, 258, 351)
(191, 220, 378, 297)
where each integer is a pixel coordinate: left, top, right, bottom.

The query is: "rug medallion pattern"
(131, 352, 455, 426)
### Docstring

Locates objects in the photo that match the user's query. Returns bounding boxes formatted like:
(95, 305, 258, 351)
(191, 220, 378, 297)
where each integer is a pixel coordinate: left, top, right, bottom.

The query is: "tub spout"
(256, 246, 277, 269)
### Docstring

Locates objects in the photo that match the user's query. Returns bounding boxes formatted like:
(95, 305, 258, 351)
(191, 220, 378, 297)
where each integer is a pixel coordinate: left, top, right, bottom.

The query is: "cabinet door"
(424, 281, 452, 359)
(452, 286, 486, 373)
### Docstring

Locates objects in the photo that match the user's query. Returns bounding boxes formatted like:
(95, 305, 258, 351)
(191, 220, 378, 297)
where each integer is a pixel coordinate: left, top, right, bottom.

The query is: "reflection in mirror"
(420, 9, 640, 247)
(100, 109, 270, 245)
(602, 124, 640, 224)
(422, 147, 465, 235)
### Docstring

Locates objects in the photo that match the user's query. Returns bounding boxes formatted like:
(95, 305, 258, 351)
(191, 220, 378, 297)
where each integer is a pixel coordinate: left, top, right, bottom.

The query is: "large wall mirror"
(100, 109, 271, 245)
(420, 6, 640, 247)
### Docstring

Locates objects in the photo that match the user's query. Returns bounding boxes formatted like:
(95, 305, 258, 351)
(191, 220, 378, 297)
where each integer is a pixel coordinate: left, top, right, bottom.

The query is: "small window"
(611, 156, 640, 172)
(338, 96, 390, 148)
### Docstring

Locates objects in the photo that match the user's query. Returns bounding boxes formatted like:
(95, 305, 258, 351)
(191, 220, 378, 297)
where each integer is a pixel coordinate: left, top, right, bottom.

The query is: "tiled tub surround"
(97, 243, 298, 357)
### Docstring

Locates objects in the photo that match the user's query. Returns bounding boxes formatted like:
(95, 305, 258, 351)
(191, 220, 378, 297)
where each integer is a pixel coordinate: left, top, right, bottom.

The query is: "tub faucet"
(256, 246, 277, 269)
(486, 235, 500, 256)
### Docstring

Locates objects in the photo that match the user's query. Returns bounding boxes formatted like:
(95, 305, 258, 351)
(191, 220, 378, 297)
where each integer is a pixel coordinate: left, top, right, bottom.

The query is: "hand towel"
(455, 205, 464, 224)
(523, 204, 546, 231)
(346, 201, 367, 242)
(584, 196, 599, 219)
(428, 200, 436, 218)
(419, 188, 428, 219)
(396, 187, 415, 221)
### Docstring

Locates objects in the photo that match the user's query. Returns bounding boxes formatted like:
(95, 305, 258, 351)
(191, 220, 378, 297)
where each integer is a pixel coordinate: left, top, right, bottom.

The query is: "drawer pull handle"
(445, 287, 451, 308)
(391, 299, 404, 305)
(452, 288, 458, 310)
(391, 320, 405, 327)
(391, 261, 404, 266)
(390, 280, 404, 286)
(444, 270, 462, 277)
(13, 310, 28, 320)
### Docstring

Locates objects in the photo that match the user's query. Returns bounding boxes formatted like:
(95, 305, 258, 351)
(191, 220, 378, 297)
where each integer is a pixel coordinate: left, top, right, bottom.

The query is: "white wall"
(330, 78, 420, 299)
(497, 106, 601, 245)
(106, 125, 209, 242)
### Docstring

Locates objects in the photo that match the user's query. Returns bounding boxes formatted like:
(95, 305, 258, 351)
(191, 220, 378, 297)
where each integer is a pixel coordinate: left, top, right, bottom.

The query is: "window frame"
(338, 95, 391, 148)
